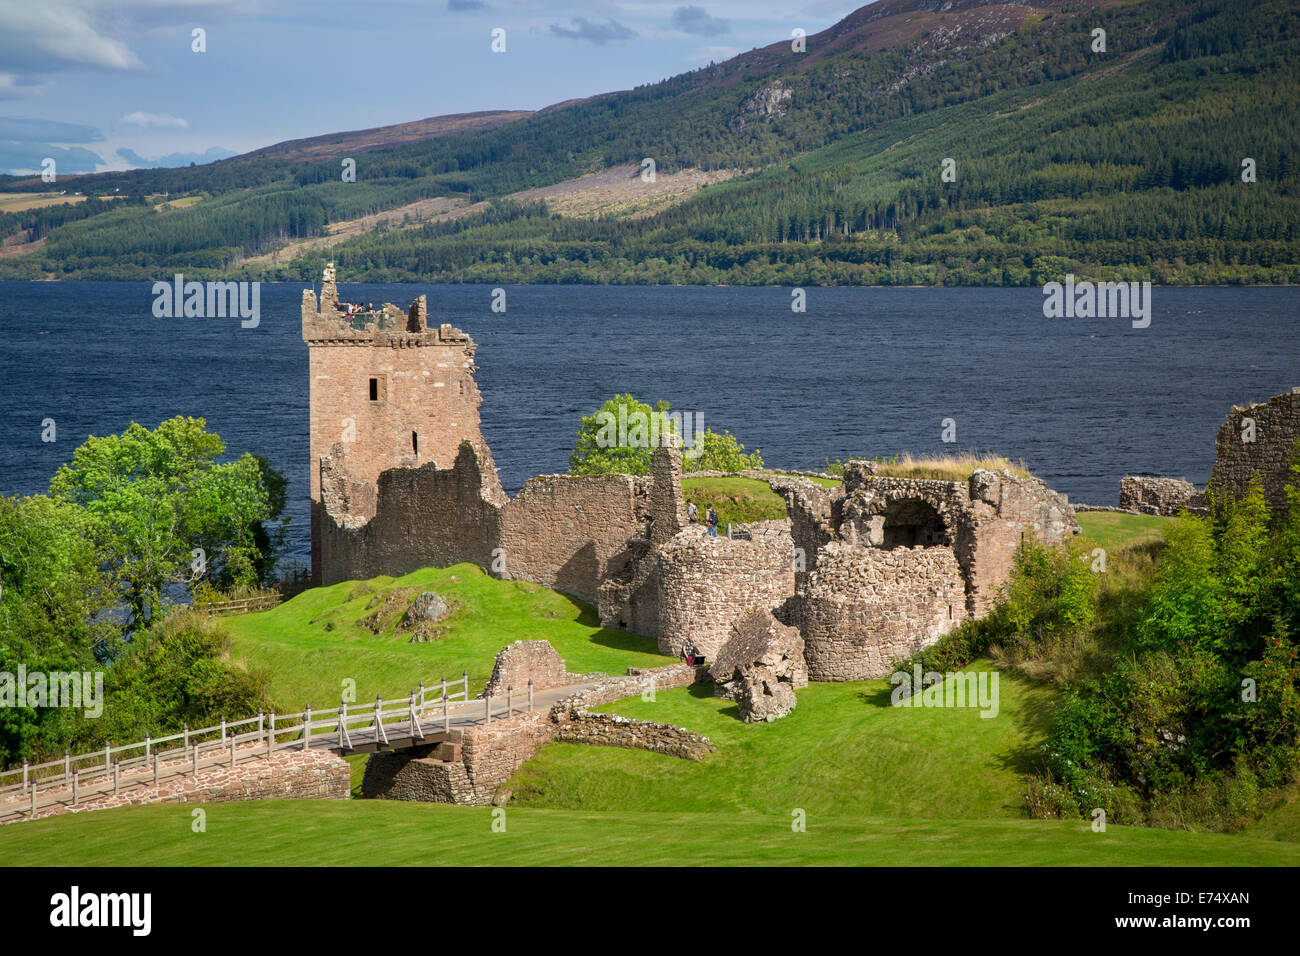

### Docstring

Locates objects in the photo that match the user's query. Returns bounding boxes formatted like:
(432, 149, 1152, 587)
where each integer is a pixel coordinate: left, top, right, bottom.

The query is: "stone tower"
(302, 263, 484, 582)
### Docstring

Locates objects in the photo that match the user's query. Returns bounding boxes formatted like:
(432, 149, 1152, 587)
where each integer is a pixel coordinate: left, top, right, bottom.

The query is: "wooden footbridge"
(0, 674, 591, 823)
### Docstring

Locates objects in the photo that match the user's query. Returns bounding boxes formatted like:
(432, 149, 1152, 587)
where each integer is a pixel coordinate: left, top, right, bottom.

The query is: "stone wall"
(14, 748, 350, 823)
(1211, 388, 1300, 518)
(553, 712, 714, 760)
(362, 713, 554, 806)
(481, 639, 583, 698)
(796, 542, 968, 681)
(652, 534, 797, 658)
(1119, 475, 1207, 516)
(318, 440, 506, 584)
(362, 660, 709, 806)
(499, 473, 648, 605)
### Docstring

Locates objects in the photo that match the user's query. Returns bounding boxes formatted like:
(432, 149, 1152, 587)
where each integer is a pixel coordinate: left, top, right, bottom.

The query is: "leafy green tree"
(569, 393, 672, 476)
(49, 417, 271, 627)
(72, 611, 273, 751)
(0, 495, 117, 765)
(682, 429, 763, 473)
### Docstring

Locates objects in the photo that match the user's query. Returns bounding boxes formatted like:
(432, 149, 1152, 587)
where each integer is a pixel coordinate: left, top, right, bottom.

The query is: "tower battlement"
(301, 262, 472, 346)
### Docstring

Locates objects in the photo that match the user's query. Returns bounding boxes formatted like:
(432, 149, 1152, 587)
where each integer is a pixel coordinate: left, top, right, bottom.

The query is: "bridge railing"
(0, 671, 477, 818)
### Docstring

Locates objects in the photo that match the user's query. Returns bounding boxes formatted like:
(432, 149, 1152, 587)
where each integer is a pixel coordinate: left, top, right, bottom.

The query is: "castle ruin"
(303, 267, 1081, 680)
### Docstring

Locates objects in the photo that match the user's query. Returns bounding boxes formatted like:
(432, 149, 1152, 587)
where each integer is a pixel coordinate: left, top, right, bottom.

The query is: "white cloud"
(121, 110, 189, 128)
(0, 3, 144, 73)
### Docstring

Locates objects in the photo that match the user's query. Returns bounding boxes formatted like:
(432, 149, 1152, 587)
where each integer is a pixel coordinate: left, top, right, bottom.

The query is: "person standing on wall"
(706, 505, 718, 537)
(687, 501, 698, 525)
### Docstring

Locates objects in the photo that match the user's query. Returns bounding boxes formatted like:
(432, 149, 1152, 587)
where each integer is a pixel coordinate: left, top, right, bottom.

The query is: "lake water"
(2, 281, 1296, 565)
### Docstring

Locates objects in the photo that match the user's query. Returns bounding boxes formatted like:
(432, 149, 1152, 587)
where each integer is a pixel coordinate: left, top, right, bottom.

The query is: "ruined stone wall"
(553, 712, 714, 760)
(796, 542, 968, 681)
(318, 441, 506, 584)
(1119, 475, 1206, 516)
(1211, 388, 1300, 518)
(499, 473, 648, 605)
(653, 535, 796, 658)
(964, 470, 1079, 616)
(481, 640, 581, 698)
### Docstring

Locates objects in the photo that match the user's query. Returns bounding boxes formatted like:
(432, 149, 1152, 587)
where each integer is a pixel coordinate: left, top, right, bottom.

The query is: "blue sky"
(0, 0, 859, 174)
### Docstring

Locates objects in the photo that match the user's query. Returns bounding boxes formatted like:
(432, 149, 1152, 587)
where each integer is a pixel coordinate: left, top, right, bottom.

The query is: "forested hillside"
(1, 0, 1295, 285)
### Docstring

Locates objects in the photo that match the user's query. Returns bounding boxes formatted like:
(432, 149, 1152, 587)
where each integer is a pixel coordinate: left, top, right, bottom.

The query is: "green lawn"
(2, 800, 1293, 866)
(508, 661, 1053, 819)
(222, 563, 675, 710)
(1076, 512, 1176, 551)
(681, 476, 790, 526)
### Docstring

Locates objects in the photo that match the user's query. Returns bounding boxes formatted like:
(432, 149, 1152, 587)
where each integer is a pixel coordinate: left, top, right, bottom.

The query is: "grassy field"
(3, 659, 1294, 865)
(1075, 511, 1176, 551)
(222, 563, 675, 709)
(509, 661, 1051, 818)
(3, 800, 1295, 866)
(0, 193, 87, 213)
(681, 476, 789, 526)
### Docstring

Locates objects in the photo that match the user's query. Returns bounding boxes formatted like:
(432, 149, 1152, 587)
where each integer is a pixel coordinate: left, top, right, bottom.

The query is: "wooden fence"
(0, 671, 550, 820)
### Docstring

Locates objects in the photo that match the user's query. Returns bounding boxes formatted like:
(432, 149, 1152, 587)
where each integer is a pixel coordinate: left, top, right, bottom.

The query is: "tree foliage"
(48, 416, 271, 627)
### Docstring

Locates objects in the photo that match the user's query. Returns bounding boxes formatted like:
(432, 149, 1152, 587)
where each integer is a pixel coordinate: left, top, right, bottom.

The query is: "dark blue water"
(2, 281, 1297, 565)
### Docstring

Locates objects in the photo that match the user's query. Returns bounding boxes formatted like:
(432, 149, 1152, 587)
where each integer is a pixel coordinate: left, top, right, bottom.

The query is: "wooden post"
(419, 680, 425, 711)
(507, 685, 513, 717)
(220, 717, 227, 744)
(443, 687, 450, 732)
(268, 712, 276, 755)
(258, 711, 265, 737)
(114, 760, 119, 796)
(30, 779, 36, 816)
(21, 760, 27, 795)
(72, 770, 78, 806)
(193, 746, 198, 777)
(485, 693, 491, 724)
(153, 753, 159, 785)
(105, 743, 111, 773)
(144, 736, 150, 760)
(463, 670, 469, 701)
(183, 724, 189, 750)
(229, 736, 236, 767)
(64, 750, 70, 780)
(303, 705, 311, 750)
(528, 679, 534, 713)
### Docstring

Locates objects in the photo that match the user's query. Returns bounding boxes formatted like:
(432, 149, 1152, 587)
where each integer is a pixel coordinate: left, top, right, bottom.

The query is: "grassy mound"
(222, 563, 675, 710)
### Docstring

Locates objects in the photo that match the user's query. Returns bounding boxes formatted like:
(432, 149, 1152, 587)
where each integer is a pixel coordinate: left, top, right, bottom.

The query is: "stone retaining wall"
(13, 748, 349, 823)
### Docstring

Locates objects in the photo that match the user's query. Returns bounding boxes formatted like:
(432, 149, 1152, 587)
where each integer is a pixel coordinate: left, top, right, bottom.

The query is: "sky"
(0, 0, 861, 175)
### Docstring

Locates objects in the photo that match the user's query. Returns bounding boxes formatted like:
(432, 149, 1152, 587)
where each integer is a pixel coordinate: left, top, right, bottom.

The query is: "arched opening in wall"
(880, 498, 949, 549)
